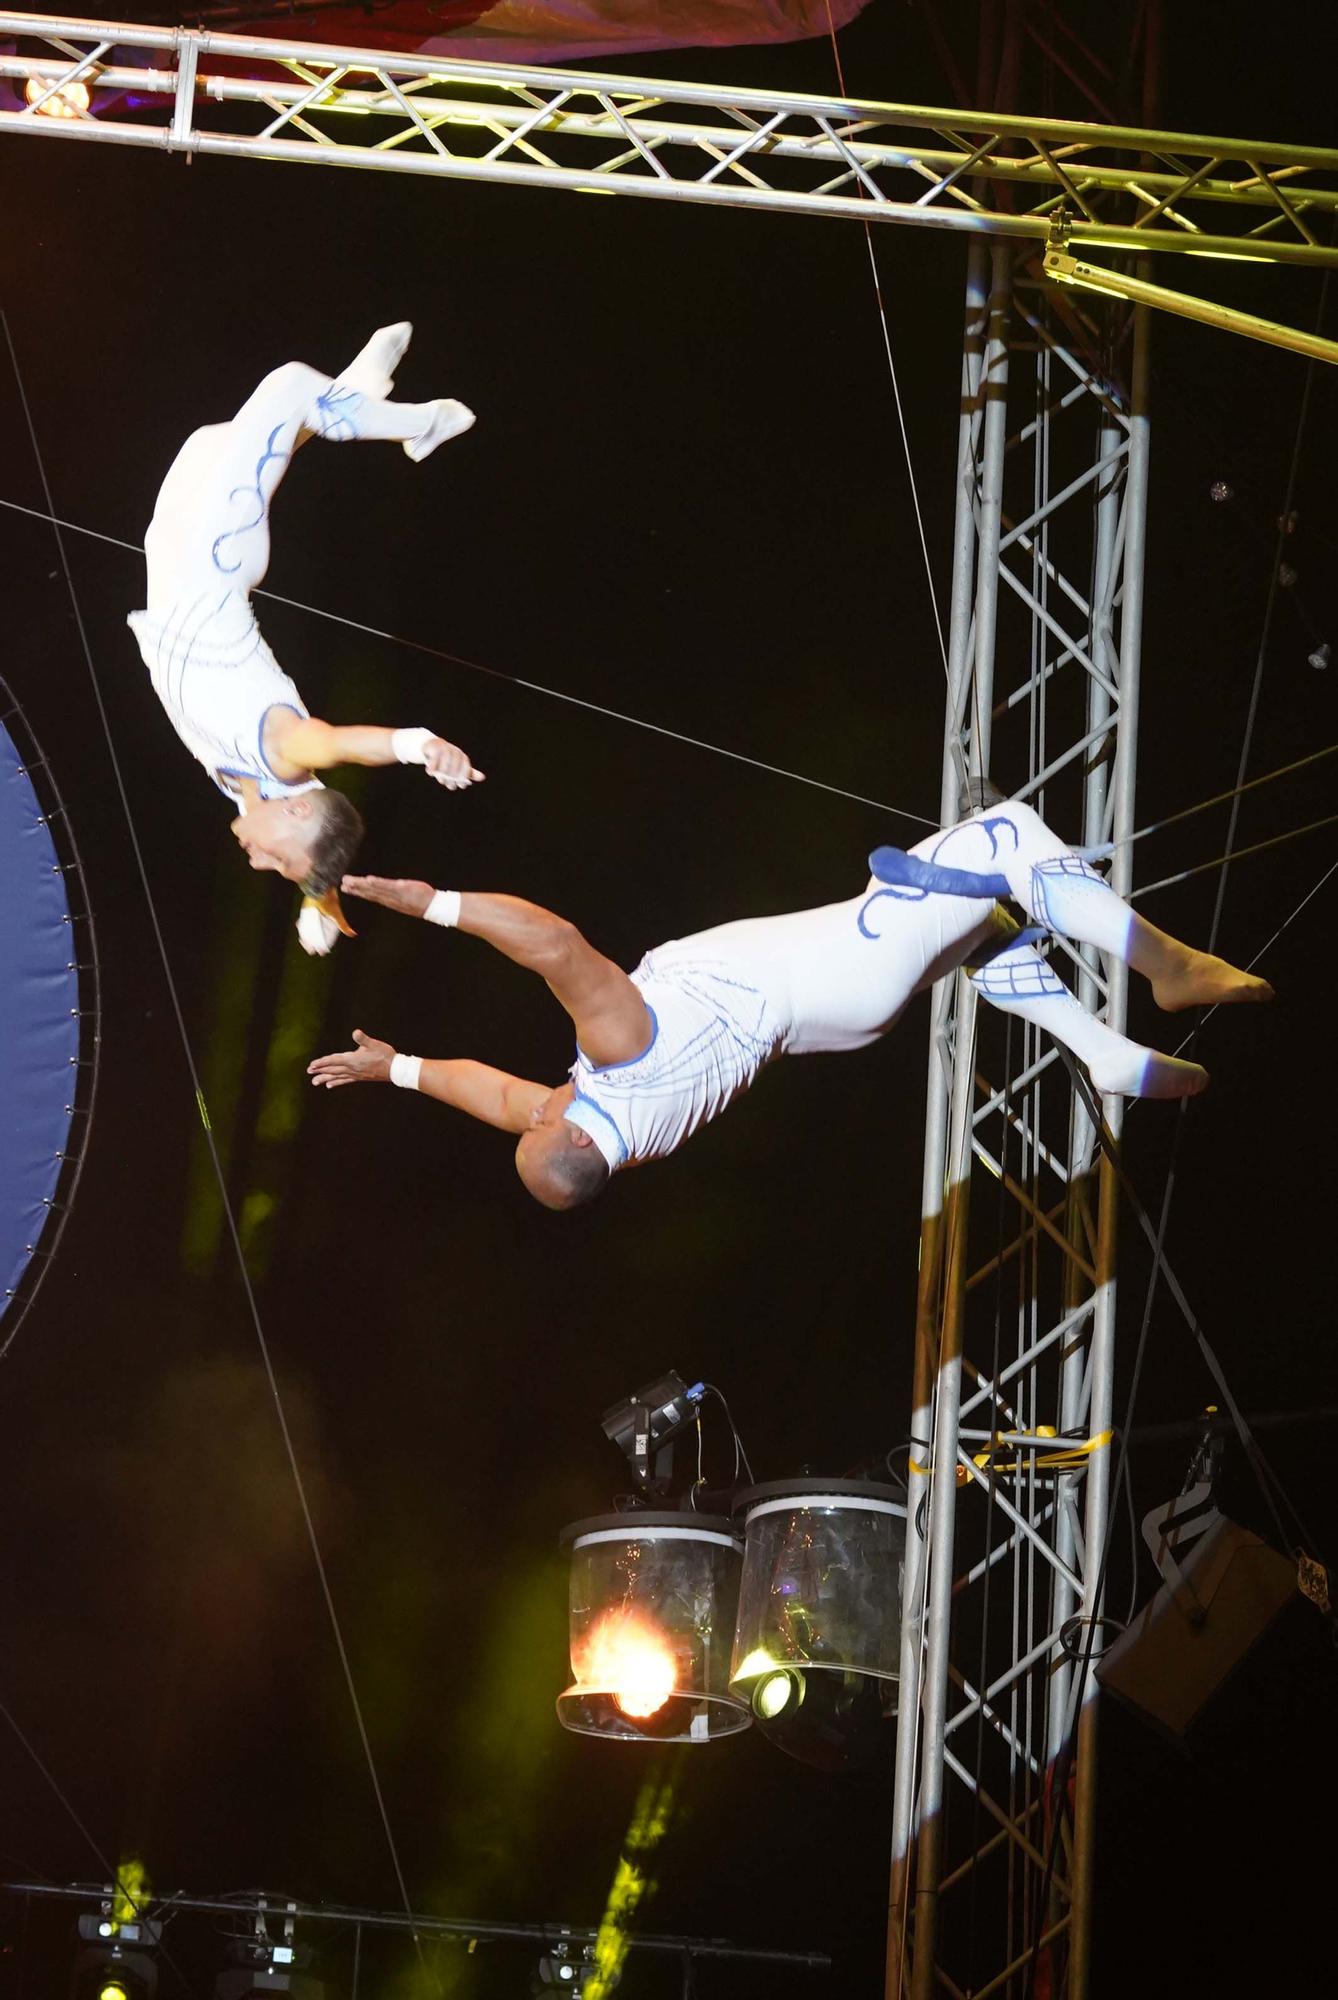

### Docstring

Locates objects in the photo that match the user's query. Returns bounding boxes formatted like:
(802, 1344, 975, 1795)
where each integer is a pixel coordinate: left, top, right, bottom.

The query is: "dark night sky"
(2, 3, 1336, 1995)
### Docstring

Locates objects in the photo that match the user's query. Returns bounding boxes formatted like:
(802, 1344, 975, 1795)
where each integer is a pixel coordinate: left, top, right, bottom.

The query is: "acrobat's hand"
(423, 736, 485, 791)
(342, 874, 437, 919)
(307, 1029, 395, 1089)
(391, 726, 484, 790)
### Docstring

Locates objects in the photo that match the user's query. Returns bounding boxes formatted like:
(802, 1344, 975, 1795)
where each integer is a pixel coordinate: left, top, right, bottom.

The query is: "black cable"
(1206, 260, 1331, 959)
(700, 1384, 754, 1485)
(1133, 809, 1338, 901)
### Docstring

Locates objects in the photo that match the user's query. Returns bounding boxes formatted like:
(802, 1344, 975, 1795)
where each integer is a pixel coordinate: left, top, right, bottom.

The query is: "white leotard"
(561, 799, 1158, 1174)
(566, 940, 795, 1170)
(128, 594, 322, 805)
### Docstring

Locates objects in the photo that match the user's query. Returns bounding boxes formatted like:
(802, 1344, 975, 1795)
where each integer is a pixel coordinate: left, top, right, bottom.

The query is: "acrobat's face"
(229, 796, 318, 885)
(514, 1085, 610, 1211)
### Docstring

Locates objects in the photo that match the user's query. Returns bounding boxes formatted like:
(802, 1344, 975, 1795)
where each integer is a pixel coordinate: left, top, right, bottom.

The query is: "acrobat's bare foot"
(1151, 948, 1274, 1014)
(1088, 1048, 1210, 1101)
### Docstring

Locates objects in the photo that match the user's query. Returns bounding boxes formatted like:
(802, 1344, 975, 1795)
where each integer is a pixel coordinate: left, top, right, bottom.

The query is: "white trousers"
(142, 361, 440, 610)
(668, 801, 1166, 1096)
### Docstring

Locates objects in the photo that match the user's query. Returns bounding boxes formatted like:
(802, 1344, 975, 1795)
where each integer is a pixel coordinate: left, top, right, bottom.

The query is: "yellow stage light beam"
(584, 1775, 675, 2000)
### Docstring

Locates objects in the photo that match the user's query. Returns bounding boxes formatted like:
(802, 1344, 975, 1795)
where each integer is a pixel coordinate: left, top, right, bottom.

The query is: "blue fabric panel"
(0, 722, 79, 1325)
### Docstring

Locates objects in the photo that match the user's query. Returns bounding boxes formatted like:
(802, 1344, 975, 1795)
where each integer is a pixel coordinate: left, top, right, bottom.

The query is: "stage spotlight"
(558, 1511, 750, 1742)
(751, 1661, 893, 1772)
(730, 1478, 904, 1771)
(600, 1371, 703, 1493)
(533, 1946, 581, 1986)
(212, 1931, 323, 1999)
(750, 1664, 804, 1721)
(24, 73, 92, 117)
(1208, 479, 1233, 502)
(73, 1911, 160, 2000)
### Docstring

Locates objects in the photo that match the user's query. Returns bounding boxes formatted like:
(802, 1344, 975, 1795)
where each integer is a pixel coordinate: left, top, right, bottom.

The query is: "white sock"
(335, 322, 413, 402)
(970, 943, 1207, 1100)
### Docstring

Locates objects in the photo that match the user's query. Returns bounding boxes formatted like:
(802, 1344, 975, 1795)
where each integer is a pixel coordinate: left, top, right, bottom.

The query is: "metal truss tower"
(888, 14, 1155, 1998)
(887, 235, 1150, 2000)
(1, 14, 1336, 1999)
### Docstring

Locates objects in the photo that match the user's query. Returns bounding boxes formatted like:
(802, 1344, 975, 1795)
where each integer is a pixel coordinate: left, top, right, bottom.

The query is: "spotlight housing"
(600, 1371, 703, 1493)
(730, 1478, 905, 1771)
(558, 1512, 750, 1741)
(73, 1910, 161, 2000)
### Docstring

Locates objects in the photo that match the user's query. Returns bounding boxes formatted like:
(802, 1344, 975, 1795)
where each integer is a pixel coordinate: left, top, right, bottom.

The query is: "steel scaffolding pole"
(887, 232, 1154, 1998)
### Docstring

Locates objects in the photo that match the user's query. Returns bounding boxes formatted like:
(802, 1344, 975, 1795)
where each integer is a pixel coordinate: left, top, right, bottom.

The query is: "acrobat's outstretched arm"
(338, 875, 652, 1067)
(266, 715, 484, 792)
(307, 1030, 547, 1130)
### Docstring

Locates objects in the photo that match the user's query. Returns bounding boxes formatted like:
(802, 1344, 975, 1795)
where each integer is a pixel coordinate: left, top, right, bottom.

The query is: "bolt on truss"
(2, 11, 1337, 270)
(887, 236, 1150, 2000)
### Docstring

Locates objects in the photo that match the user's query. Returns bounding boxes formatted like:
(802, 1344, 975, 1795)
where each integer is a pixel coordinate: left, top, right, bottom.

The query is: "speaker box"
(1096, 1516, 1297, 1738)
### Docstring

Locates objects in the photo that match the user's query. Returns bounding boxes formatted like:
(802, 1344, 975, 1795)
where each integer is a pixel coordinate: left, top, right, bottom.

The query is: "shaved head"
(515, 1122, 610, 1211)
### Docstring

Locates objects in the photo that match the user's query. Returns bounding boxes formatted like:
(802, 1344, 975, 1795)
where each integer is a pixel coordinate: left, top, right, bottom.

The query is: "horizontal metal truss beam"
(2, 13, 1337, 265)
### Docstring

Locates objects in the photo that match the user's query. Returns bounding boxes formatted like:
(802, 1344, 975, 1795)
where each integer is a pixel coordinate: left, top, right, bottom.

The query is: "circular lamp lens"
(99, 1984, 129, 2000)
(753, 1667, 804, 1721)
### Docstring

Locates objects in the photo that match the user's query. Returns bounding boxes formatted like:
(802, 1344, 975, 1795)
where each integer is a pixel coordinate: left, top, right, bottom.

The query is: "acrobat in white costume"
(308, 797, 1272, 1211)
(128, 324, 482, 953)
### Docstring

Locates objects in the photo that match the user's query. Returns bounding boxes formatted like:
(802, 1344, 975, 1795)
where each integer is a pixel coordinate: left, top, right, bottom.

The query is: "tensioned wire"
(0, 496, 936, 831)
(6, 492, 1337, 889)
(1, 315, 438, 1995)
(819, 0, 983, 813)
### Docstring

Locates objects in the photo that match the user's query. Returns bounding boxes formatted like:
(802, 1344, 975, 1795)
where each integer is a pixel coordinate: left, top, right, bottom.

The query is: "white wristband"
(389, 1053, 423, 1091)
(391, 726, 433, 766)
(424, 888, 461, 928)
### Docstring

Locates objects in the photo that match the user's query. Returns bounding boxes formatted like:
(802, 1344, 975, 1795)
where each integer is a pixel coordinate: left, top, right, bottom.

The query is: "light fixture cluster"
(558, 1374, 905, 1770)
(71, 1899, 323, 2000)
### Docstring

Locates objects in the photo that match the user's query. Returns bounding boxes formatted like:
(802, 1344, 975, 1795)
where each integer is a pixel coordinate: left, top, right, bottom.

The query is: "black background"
(2, 3, 1336, 1994)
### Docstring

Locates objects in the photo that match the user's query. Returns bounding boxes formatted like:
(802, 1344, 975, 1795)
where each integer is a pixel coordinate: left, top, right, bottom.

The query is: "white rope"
(0, 495, 936, 831)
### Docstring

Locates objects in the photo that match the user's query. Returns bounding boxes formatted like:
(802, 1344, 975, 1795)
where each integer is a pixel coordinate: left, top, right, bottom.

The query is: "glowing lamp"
(558, 1513, 750, 1741)
(730, 1479, 906, 1770)
(25, 75, 92, 118)
(99, 1986, 129, 2000)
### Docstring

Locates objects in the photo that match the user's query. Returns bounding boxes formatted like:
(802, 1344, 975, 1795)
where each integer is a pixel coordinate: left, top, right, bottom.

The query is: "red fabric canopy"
(228, 0, 871, 65)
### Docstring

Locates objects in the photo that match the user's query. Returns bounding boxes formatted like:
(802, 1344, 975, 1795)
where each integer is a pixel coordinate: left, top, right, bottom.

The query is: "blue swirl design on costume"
(311, 384, 365, 443)
(858, 814, 1022, 938)
(212, 421, 291, 576)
